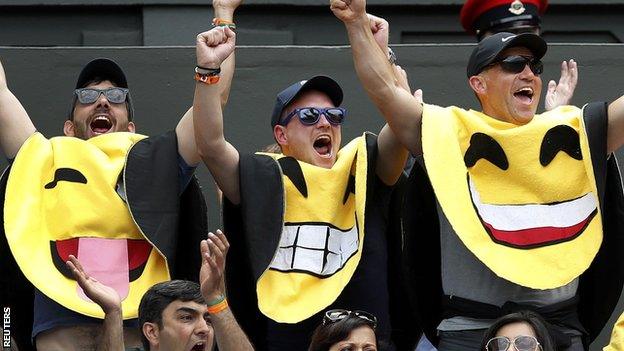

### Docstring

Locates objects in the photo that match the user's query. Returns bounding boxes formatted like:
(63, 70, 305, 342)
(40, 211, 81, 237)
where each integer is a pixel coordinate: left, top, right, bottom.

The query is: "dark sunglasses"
(279, 107, 346, 126)
(75, 87, 129, 104)
(486, 335, 542, 351)
(491, 55, 543, 75)
(322, 309, 377, 330)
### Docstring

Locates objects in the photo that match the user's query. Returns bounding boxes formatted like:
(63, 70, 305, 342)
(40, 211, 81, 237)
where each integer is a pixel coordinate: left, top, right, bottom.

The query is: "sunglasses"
(75, 87, 129, 104)
(322, 309, 377, 330)
(491, 55, 543, 75)
(486, 335, 542, 351)
(279, 107, 346, 126)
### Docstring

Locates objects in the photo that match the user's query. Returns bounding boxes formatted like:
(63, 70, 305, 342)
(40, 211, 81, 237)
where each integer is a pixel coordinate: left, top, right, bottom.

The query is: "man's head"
(271, 76, 345, 169)
(467, 32, 547, 125)
(461, 0, 548, 41)
(65, 58, 135, 140)
(139, 280, 214, 351)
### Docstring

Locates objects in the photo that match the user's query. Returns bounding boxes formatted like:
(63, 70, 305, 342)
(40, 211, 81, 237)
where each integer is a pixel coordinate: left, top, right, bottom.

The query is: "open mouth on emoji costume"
(51, 237, 152, 301)
(468, 176, 598, 249)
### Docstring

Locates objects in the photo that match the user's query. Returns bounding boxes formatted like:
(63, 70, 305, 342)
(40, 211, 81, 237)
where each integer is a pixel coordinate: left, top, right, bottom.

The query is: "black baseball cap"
(75, 58, 129, 89)
(70, 58, 134, 121)
(271, 76, 343, 128)
(466, 32, 547, 77)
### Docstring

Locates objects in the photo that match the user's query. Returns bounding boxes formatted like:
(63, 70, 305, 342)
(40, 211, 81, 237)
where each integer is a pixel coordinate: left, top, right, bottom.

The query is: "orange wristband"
(207, 298, 228, 314)
(195, 72, 220, 85)
(212, 18, 236, 30)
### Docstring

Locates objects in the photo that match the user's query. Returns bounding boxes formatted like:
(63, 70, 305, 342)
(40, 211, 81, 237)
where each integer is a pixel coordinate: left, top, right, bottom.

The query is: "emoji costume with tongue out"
(1, 131, 206, 319)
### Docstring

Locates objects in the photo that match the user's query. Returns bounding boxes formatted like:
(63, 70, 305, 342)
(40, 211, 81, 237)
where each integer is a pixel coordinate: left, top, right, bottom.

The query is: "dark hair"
(480, 311, 554, 351)
(138, 280, 205, 350)
(69, 77, 133, 121)
(308, 315, 378, 351)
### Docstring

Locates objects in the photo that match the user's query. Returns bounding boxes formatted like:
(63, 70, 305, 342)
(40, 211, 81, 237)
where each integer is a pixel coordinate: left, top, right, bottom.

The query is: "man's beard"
(71, 120, 89, 140)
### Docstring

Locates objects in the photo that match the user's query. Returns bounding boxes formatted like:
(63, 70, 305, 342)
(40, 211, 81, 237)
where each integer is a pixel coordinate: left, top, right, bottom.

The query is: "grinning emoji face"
(256, 136, 368, 323)
(4, 132, 169, 319)
(422, 104, 603, 289)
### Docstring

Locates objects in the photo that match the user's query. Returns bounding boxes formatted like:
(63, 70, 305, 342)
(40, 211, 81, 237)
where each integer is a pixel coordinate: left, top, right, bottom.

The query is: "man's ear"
(63, 120, 76, 137)
(142, 322, 159, 347)
(127, 121, 136, 133)
(274, 125, 288, 146)
(468, 75, 487, 95)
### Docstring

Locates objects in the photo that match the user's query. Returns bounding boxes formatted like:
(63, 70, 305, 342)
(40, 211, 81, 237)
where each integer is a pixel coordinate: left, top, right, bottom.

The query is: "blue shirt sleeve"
(178, 154, 197, 193)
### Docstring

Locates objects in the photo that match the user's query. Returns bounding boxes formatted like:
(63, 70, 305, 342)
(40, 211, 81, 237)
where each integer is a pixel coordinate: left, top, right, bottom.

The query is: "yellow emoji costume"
(422, 104, 600, 289)
(223, 134, 392, 345)
(255, 135, 368, 323)
(401, 102, 624, 345)
(1, 131, 206, 323)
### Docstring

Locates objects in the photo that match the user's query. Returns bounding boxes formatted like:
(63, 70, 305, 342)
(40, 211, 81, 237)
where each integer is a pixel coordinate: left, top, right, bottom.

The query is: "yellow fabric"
(422, 104, 602, 289)
(257, 135, 368, 323)
(604, 312, 624, 351)
(4, 132, 169, 319)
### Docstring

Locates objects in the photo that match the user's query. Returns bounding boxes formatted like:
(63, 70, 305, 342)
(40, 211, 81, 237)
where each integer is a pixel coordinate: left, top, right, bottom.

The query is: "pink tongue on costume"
(76, 237, 130, 302)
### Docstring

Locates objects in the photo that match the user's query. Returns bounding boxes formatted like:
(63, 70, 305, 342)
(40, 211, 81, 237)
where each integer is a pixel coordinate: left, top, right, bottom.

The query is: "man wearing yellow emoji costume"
(334, 1, 624, 350)
(0, 53, 223, 349)
(0, 56, 211, 350)
(192, 26, 409, 350)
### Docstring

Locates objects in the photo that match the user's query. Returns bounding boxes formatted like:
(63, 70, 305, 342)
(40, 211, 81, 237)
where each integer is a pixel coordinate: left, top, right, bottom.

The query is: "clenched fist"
(196, 26, 236, 69)
(330, 0, 367, 24)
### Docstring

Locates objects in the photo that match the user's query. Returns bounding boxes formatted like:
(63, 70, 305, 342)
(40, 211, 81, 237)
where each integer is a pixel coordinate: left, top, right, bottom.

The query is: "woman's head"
(480, 311, 554, 351)
(308, 310, 378, 351)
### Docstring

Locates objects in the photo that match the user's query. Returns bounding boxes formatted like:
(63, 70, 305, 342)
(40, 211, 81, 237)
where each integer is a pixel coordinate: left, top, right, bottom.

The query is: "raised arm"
(66, 255, 124, 351)
(193, 27, 242, 204)
(365, 13, 408, 185)
(607, 95, 624, 154)
(176, 0, 241, 167)
(200, 230, 254, 351)
(0, 59, 36, 159)
(331, 0, 424, 155)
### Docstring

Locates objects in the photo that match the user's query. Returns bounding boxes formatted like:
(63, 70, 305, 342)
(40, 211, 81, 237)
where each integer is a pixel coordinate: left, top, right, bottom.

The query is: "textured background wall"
(1, 43, 624, 349)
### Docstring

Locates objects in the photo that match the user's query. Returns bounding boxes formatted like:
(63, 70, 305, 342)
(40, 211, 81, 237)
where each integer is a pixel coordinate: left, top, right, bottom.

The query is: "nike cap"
(466, 31, 547, 77)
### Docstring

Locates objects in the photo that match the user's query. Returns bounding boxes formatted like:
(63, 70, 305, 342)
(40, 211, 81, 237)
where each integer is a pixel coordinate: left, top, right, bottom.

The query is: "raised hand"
(66, 255, 121, 314)
(199, 230, 230, 302)
(212, 0, 243, 12)
(330, 0, 367, 24)
(196, 27, 236, 69)
(544, 59, 578, 111)
(367, 13, 389, 53)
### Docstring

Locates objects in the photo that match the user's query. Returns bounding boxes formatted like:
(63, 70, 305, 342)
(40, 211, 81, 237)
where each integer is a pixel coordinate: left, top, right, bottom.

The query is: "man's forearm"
(213, 4, 236, 107)
(97, 309, 124, 351)
(0, 61, 36, 158)
(211, 308, 254, 351)
(344, 17, 400, 107)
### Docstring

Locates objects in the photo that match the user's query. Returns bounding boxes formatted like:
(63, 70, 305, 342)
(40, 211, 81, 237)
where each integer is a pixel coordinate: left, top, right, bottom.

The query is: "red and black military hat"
(460, 0, 548, 40)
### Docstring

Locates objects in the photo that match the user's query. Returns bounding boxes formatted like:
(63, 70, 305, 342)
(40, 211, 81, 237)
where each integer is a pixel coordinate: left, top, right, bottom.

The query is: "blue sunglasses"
(279, 107, 347, 126)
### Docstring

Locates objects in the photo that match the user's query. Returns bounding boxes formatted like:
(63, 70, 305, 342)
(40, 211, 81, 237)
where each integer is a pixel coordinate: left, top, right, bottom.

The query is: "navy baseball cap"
(466, 32, 547, 77)
(271, 76, 344, 128)
(70, 58, 134, 121)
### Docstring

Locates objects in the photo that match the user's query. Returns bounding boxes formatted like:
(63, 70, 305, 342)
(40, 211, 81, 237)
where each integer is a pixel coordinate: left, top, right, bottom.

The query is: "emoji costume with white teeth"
(403, 102, 624, 345)
(224, 134, 375, 324)
(422, 104, 601, 288)
(0, 131, 206, 319)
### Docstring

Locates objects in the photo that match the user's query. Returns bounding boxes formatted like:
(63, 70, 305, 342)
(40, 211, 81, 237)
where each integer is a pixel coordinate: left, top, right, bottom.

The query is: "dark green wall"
(1, 43, 624, 349)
